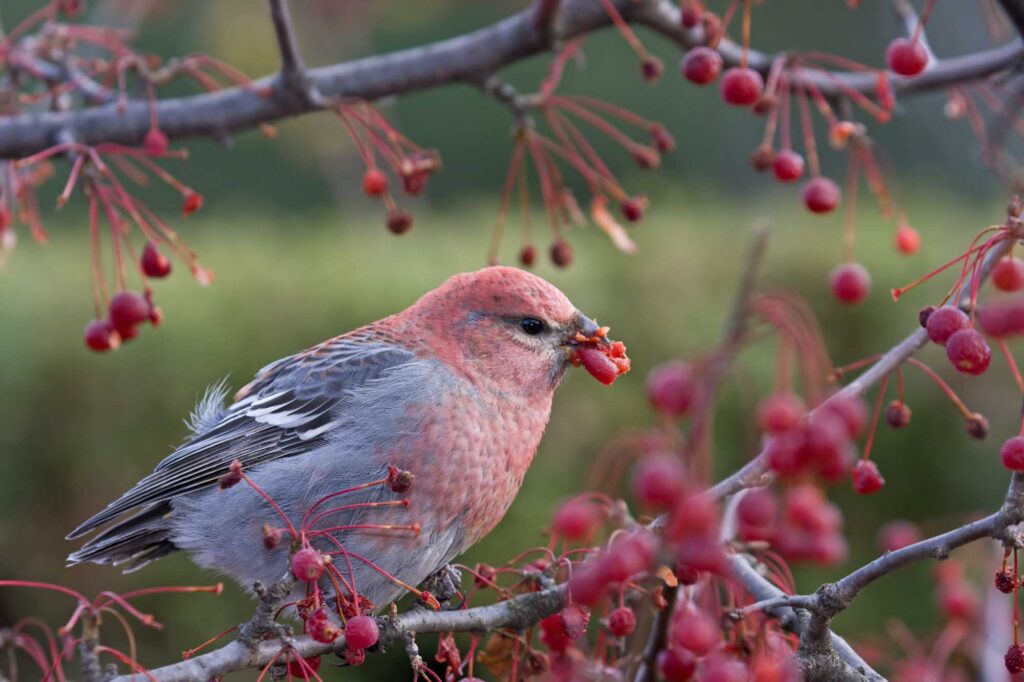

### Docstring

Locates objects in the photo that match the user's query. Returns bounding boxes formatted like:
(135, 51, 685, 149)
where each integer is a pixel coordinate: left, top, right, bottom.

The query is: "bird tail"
(66, 501, 178, 573)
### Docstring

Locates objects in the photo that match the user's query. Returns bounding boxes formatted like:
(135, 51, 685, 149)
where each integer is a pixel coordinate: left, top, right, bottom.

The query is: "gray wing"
(67, 338, 417, 540)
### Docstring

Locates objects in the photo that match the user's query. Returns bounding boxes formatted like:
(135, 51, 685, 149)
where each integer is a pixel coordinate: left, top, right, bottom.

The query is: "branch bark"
(0, 0, 1020, 158)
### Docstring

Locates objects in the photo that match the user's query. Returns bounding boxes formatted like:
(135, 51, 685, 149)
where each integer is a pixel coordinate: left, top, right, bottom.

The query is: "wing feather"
(67, 340, 416, 539)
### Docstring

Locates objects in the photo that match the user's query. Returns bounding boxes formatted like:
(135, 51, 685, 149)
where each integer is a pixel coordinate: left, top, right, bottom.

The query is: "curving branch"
(0, 0, 1021, 158)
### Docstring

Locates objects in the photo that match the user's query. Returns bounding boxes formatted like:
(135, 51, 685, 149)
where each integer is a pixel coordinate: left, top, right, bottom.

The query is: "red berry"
(576, 346, 621, 385)
(550, 240, 573, 268)
(680, 7, 701, 28)
(926, 307, 969, 345)
(108, 291, 150, 335)
(995, 568, 1017, 594)
(801, 177, 840, 213)
(750, 145, 774, 172)
(877, 520, 920, 552)
(552, 499, 600, 541)
(1001, 436, 1024, 471)
(291, 548, 326, 582)
(620, 196, 647, 222)
(141, 241, 172, 278)
(672, 605, 720, 655)
(386, 209, 413, 235)
(647, 361, 697, 416)
(894, 225, 921, 254)
(362, 168, 388, 197)
(829, 263, 870, 304)
(344, 615, 379, 650)
(993, 256, 1024, 292)
(540, 605, 589, 652)
(757, 392, 805, 433)
(772, 150, 805, 182)
(632, 453, 685, 507)
(886, 38, 928, 77)
(519, 245, 536, 266)
(641, 57, 663, 81)
(884, 400, 912, 429)
(701, 656, 749, 682)
(852, 460, 885, 495)
(719, 67, 764, 106)
(1007, 643, 1024, 674)
(84, 319, 120, 352)
(821, 394, 869, 438)
(946, 328, 991, 375)
(967, 413, 990, 440)
(607, 606, 637, 637)
(143, 127, 168, 156)
(181, 189, 203, 215)
(650, 124, 676, 152)
(657, 648, 697, 682)
(681, 47, 723, 85)
(736, 488, 777, 541)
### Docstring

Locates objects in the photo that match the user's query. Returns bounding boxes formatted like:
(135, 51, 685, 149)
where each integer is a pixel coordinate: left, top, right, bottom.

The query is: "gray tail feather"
(67, 501, 178, 572)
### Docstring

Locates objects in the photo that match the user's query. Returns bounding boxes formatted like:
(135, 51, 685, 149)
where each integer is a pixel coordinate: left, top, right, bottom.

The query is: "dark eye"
(520, 317, 546, 335)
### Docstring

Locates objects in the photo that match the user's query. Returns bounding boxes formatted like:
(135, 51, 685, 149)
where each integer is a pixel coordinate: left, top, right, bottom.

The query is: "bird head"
(407, 266, 629, 398)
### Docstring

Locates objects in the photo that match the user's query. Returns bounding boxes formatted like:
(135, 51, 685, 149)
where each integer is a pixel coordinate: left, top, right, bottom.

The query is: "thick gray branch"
(0, 0, 1021, 159)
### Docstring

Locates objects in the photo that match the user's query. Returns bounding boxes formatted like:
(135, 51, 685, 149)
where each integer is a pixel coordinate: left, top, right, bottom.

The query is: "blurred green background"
(0, 0, 1021, 678)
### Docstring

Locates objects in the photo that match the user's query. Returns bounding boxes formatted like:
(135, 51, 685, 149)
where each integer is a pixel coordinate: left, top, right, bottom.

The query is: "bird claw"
(418, 564, 462, 610)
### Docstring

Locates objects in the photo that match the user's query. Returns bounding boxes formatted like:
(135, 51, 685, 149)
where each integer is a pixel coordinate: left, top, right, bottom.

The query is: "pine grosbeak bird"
(67, 266, 627, 609)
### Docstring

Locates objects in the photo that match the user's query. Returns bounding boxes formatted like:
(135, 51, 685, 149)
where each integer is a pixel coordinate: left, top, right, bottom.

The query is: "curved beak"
(561, 312, 610, 349)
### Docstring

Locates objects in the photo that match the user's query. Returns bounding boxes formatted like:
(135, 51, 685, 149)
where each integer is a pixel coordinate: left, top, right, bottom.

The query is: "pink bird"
(67, 266, 628, 610)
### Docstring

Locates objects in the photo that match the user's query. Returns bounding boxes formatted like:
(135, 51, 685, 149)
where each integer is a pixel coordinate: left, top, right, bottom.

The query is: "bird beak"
(561, 313, 610, 350)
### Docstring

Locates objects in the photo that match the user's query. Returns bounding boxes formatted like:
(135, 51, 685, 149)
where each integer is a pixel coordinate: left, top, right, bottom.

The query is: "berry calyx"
(681, 47, 723, 85)
(141, 241, 172, 278)
(182, 189, 204, 215)
(719, 67, 764, 107)
(291, 547, 326, 582)
(362, 168, 388, 197)
(772, 150, 805, 183)
(829, 263, 871, 304)
(344, 615, 380, 650)
(945, 328, 991, 375)
(926, 307, 969, 345)
(84, 319, 120, 352)
(993, 256, 1024, 292)
(608, 606, 637, 637)
(802, 177, 840, 214)
(852, 460, 885, 495)
(995, 567, 1017, 594)
(1007, 643, 1024, 674)
(886, 38, 928, 77)
(1001, 436, 1024, 471)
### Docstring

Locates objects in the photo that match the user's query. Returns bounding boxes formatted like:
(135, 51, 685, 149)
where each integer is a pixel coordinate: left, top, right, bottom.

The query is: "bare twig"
(266, 0, 324, 107)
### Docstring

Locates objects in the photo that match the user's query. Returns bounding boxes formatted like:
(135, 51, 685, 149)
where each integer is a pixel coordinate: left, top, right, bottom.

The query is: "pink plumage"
(68, 266, 628, 610)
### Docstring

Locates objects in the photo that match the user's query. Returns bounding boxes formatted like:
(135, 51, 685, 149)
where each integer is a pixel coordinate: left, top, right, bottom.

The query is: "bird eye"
(520, 317, 546, 335)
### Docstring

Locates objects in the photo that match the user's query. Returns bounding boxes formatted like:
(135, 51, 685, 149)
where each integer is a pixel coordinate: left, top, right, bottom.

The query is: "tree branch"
(0, 0, 1020, 159)
(707, 235, 1016, 502)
